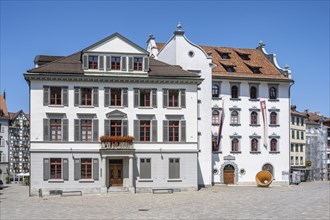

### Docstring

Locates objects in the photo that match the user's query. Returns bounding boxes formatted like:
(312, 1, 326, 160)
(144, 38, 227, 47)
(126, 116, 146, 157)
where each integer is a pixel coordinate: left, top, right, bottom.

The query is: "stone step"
(107, 187, 130, 193)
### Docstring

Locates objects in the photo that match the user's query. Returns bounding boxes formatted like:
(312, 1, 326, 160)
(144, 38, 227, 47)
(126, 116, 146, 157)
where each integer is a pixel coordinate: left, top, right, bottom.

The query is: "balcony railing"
(100, 136, 134, 150)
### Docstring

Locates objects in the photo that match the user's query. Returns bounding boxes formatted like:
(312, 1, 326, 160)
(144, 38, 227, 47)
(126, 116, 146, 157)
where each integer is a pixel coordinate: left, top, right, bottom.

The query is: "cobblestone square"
(1, 181, 329, 219)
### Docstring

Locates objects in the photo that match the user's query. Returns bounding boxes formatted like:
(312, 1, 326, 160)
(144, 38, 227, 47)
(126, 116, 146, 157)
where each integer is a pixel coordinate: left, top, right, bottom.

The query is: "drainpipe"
(288, 80, 295, 184)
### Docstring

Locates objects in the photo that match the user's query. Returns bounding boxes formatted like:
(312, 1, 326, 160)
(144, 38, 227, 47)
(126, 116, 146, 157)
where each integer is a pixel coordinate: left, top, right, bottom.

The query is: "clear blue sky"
(1, 0, 329, 116)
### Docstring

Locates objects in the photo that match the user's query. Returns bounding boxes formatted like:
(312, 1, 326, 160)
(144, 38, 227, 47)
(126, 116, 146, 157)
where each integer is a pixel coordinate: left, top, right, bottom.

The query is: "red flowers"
(100, 136, 134, 143)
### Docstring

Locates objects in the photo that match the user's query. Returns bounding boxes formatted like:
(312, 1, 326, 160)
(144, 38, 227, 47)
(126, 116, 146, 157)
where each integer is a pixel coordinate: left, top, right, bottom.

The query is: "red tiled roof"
(0, 95, 9, 118)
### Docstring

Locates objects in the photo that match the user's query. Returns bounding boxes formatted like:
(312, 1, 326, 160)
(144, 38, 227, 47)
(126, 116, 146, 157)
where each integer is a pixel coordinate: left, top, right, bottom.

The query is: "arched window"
(269, 87, 277, 99)
(231, 111, 239, 124)
(270, 112, 277, 125)
(250, 111, 258, 125)
(212, 110, 219, 124)
(270, 139, 277, 152)
(212, 84, 219, 98)
(251, 138, 258, 151)
(231, 85, 238, 99)
(250, 86, 257, 99)
(262, 163, 274, 177)
(231, 138, 239, 152)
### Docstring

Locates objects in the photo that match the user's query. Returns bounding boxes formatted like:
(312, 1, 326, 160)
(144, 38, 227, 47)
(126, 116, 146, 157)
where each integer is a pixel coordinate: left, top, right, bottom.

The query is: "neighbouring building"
(323, 118, 330, 180)
(290, 105, 308, 181)
(148, 24, 293, 186)
(25, 33, 202, 195)
(0, 93, 10, 182)
(305, 111, 328, 181)
(8, 110, 30, 183)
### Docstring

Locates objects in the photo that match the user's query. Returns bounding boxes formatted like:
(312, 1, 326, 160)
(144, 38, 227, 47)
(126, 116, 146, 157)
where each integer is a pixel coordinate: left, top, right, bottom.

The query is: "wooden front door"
(223, 164, 235, 184)
(109, 159, 123, 186)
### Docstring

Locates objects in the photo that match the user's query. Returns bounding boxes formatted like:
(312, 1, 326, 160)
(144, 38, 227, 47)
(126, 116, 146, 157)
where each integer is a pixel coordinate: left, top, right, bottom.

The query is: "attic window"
(246, 65, 261, 74)
(239, 54, 250, 60)
(88, 56, 98, 69)
(219, 52, 230, 59)
(221, 64, 236, 73)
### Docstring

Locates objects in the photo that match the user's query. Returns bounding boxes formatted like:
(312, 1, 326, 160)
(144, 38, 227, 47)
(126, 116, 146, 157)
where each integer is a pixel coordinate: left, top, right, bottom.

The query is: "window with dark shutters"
(63, 158, 69, 180)
(128, 57, 133, 71)
(93, 159, 99, 180)
(99, 56, 104, 71)
(122, 57, 127, 71)
(43, 86, 50, 106)
(43, 158, 50, 180)
(140, 158, 151, 179)
(169, 158, 180, 179)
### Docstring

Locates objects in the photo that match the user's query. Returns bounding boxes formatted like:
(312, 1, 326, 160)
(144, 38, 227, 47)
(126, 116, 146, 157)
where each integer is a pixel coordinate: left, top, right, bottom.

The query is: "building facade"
(290, 106, 307, 181)
(0, 93, 10, 182)
(25, 33, 202, 195)
(148, 24, 292, 185)
(8, 110, 30, 182)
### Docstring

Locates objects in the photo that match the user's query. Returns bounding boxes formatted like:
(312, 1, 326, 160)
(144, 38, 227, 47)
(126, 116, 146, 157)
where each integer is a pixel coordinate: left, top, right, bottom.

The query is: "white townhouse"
(25, 33, 203, 195)
(148, 24, 293, 186)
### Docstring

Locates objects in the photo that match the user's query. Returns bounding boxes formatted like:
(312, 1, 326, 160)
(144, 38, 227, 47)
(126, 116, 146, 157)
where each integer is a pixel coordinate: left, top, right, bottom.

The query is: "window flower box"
(100, 136, 134, 149)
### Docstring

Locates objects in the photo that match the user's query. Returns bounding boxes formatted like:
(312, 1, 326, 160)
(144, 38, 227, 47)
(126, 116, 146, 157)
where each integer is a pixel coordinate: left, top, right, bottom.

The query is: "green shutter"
(121, 57, 127, 71)
(93, 159, 99, 180)
(74, 87, 80, 106)
(43, 86, 49, 106)
(128, 57, 133, 71)
(62, 119, 68, 142)
(163, 120, 168, 142)
(180, 89, 186, 108)
(163, 89, 168, 108)
(83, 55, 88, 70)
(106, 56, 111, 71)
(43, 158, 50, 180)
(152, 120, 157, 142)
(181, 120, 186, 142)
(122, 120, 128, 136)
(134, 120, 140, 141)
(74, 158, 81, 180)
(104, 88, 110, 107)
(123, 88, 128, 107)
(134, 89, 139, 107)
(93, 87, 98, 107)
(144, 57, 149, 72)
(99, 56, 104, 70)
(152, 89, 157, 108)
(43, 119, 49, 141)
(104, 119, 110, 136)
(93, 119, 99, 142)
(74, 119, 81, 141)
(63, 158, 69, 181)
(62, 87, 68, 106)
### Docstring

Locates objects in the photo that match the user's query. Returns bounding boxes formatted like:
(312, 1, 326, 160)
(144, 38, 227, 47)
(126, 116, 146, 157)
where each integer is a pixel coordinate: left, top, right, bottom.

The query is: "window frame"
(80, 87, 93, 106)
(168, 89, 180, 107)
(110, 88, 122, 106)
(111, 56, 121, 70)
(80, 119, 93, 142)
(268, 85, 278, 100)
(81, 158, 92, 179)
(50, 158, 62, 180)
(230, 110, 240, 125)
(250, 111, 258, 125)
(50, 87, 62, 105)
(110, 120, 122, 136)
(139, 120, 151, 142)
(231, 138, 240, 153)
(168, 120, 180, 142)
(270, 139, 278, 152)
(212, 110, 220, 125)
(88, 55, 98, 69)
(133, 57, 143, 71)
(251, 138, 259, 152)
(212, 84, 220, 98)
(50, 119, 62, 141)
(139, 89, 151, 107)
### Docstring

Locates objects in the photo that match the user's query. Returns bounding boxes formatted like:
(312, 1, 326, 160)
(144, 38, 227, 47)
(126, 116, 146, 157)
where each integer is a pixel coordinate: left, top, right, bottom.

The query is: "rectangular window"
(81, 158, 92, 179)
(81, 120, 92, 142)
(169, 121, 179, 142)
(296, 130, 300, 139)
(111, 57, 121, 70)
(291, 116, 295, 125)
(300, 144, 303, 152)
(300, 157, 303, 165)
(88, 56, 98, 69)
(50, 158, 62, 179)
(295, 156, 299, 165)
(292, 130, 295, 139)
(140, 120, 150, 142)
(140, 158, 151, 179)
(50, 119, 62, 141)
(291, 144, 294, 152)
(295, 144, 299, 152)
(291, 156, 294, 165)
(80, 88, 92, 106)
(111, 88, 122, 106)
(134, 57, 143, 71)
(50, 87, 62, 105)
(169, 158, 180, 179)
(301, 131, 304, 140)
(140, 89, 151, 107)
(168, 90, 179, 107)
(111, 120, 122, 136)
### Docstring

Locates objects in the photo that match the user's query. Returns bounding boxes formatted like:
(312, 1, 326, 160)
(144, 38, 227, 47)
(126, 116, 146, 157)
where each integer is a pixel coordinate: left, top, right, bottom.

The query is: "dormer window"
(111, 57, 121, 70)
(134, 57, 143, 71)
(219, 52, 230, 59)
(88, 56, 98, 69)
(247, 65, 261, 74)
(221, 64, 235, 72)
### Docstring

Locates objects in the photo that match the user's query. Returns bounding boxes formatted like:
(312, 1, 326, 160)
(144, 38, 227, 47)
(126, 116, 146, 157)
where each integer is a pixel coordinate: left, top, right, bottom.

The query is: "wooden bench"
(61, 191, 82, 196)
(152, 188, 174, 194)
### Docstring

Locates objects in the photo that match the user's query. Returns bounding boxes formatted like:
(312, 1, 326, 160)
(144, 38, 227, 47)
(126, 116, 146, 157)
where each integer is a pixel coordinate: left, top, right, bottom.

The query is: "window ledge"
(249, 99, 260, 102)
(269, 124, 280, 127)
(48, 179, 64, 183)
(269, 151, 280, 154)
(249, 124, 260, 127)
(250, 151, 261, 154)
(166, 107, 182, 110)
(79, 179, 95, 183)
(212, 123, 220, 126)
(167, 179, 182, 182)
(48, 105, 65, 108)
(230, 98, 241, 101)
(108, 106, 124, 109)
(138, 107, 154, 109)
(230, 123, 241, 126)
(230, 151, 241, 154)
(212, 151, 222, 154)
(268, 99, 279, 102)
(78, 105, 95, 108)
(138, 178, 153, 182)
(212, 97, 222, 100)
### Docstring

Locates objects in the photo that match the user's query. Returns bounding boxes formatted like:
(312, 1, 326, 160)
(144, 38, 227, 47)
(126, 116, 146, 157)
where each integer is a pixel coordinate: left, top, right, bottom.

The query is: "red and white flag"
(217, 99, 225, 149)
(260, 100, 268, 149)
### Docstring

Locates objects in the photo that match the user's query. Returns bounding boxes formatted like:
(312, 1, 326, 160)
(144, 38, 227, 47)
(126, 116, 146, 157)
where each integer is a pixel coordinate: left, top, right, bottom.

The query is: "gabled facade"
(25, 33, 202, 195)
(148, 24, 293, 185)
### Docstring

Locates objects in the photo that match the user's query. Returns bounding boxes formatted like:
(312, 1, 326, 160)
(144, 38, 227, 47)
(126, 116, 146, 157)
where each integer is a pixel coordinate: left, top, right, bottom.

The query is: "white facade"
(26, 33, 202, 195)
(149, 25, 292, 185)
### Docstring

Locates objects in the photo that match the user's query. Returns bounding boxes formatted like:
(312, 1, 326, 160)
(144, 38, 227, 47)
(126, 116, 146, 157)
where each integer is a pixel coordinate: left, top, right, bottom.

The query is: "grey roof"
(34, 55, 65, 64)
